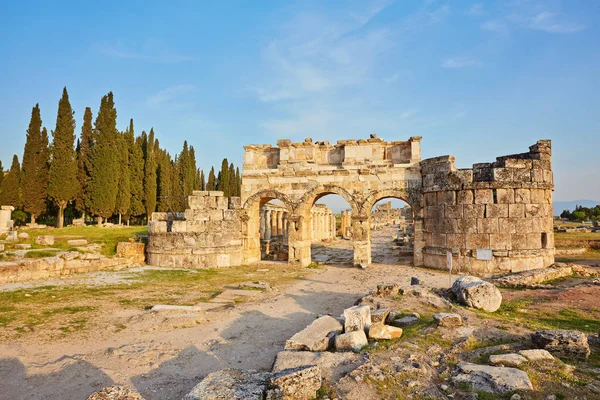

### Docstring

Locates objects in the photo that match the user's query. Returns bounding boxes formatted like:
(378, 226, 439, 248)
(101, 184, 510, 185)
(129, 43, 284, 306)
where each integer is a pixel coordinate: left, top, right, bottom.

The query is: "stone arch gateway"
(148, 135, 554, 275)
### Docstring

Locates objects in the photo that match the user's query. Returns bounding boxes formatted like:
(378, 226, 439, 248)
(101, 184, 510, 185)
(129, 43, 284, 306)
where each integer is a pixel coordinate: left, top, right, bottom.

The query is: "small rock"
(183, 369, 270, 400)
(489, 353, 528, 367)
(452, 276, 502, 312)
(440, 384, 449, 392)
(433, 313, 463, 328)
(86, 386, 144, 400)
(510, 394, 521, 400)
(407, 380, 419, 388)
(335, 331, 368, 352)
(368, 324, 403, 340)
(370, 308, 390, 325)
(410, 276, 420, 285)
(531, 330, 590, 359)
(518, 349, 555, 362)
(239, 281, 271, 291)
(453, 363, 533, 393)
(343, 305, 371, 334)
(546, 396, 556, 400)
(390, 315, 419, 328)
(17, 232, 29, 240)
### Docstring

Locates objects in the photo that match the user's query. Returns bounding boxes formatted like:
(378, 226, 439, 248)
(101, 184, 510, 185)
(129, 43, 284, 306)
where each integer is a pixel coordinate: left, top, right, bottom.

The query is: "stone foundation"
(147, 191, 243, 268)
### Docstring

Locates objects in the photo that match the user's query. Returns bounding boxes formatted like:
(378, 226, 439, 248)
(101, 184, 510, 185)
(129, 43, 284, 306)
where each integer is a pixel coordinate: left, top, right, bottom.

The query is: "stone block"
(445, 205, 463, 219)
(513, 168, 531, 183)
(370, 309, 390, 325)
(458, 218, 478, 233)
(518, 349, 554, 362)
(477, 218, 499, 234)
(508, 204, 525, 218)
(35, 235, 54, 246)
(525, 204, 542, 217)
(368, 324, 403, 340)
(285, 316, 342, 352)
(514, 188, 531, 204)
(447, 233, 466, 248)
(188, 196, 205, 210)
(486, 204, 509, 218)
(208, 210, 223, 221)
(425, 205, 444, 220)
(489, 353, 527, 367)
(182, 369, 270, 400)
(493, 168, 513, 182)
(171, 221, 187, 233)
(267, 365, 322, 400)
(457, 190, 474, 205)
(463, 204, 485, 219)
(216, 196, 229, 210)
(531, 330, 590, 359)
(229, 197, 242, 210)
(334, 331, 368, 352)
(434, 313, 462, 327)
(430, 233, 447, 247)
(474, 189, 493, 204)
(343, 305, 371, 334)
(466, 233, 490, 249)
(495, 188, 514, 204)
(514, 218, 533, 233)
(490, 233, 511, 250)
(115, 242, 145, 263)
(530, 189, 545, 204)
(437, 191, 455, 205)
(208, 191, 224, 197)
(510, 234, 528, 250)
(67, 239, 87, 246)
(424, 192, 437, 206)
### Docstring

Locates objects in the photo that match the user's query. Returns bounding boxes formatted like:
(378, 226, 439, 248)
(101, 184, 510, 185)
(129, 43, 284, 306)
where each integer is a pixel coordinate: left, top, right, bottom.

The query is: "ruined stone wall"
(0, 206, 14, 234)
(147, 191, 242, 268)
(421, 140, 554, 274)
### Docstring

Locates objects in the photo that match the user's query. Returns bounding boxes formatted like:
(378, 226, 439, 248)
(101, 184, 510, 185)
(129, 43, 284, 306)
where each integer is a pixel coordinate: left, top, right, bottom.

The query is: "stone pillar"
(288, 214, 311, 266)
(271, 209, 277, 239)
(265, 210, 272, 239)
(277, 211, 284, 236)
(352, 214, 371, 268)
(331, 214, 335, 239)
(413, 213, 425, 267)
(259, 209, 266, 240)
(283, 212, 289, 240)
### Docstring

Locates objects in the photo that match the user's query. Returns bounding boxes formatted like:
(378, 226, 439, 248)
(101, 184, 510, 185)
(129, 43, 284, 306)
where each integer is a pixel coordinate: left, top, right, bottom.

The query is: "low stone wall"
(0, 253, 139, 284)
(147, 191, 243, 268)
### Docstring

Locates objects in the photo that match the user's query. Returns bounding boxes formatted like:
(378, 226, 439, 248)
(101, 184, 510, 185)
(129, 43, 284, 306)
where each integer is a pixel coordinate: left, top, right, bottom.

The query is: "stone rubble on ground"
(35, 235, 54, 245)
(334, 330, 368, 352)
(182, 369, 271, 400)
(518, 349, 555, 362)
(433, 313, 463, 328)
(369, 308, 389, 325)
(531, 329, 591, 359)
(389, 314, 420, 328)
(453, 362, 533, 393)
(272, 351, 365, 382)
(17, 232, 29, 240)
(489, 353, 528, 367)
(265, 365, 321, 400)
(452, 276, 503, 312)
(86, 386, 144, 400)
(284, 316, 342, 352)
(368, 324, 403, 340)
(343, 305, 371, 334)
(67, 239, 88, 246)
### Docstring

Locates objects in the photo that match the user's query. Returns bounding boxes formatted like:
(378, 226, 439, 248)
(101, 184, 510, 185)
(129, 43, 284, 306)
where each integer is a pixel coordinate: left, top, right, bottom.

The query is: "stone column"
(352, 214, 371, 268)
(259, 209, 266, 240)
(277, 211, 284, 236)
(271, 209, 277, 239)
(283, 212, 288, 240)
(413, 212, 425, 267)
(265, 209, 272, 239)
(288, 214, 311, 266)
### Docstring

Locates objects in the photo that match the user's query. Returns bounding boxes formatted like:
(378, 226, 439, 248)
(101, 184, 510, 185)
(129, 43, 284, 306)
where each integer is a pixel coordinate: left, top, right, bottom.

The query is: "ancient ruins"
(148, 135, 555, 274)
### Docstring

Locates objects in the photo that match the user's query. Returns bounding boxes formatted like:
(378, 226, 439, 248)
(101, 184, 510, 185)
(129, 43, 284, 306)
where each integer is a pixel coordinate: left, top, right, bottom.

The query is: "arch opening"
(259, 199, 291, 262)
(370, 197, 414, 265)
(309, 194, 355, 265)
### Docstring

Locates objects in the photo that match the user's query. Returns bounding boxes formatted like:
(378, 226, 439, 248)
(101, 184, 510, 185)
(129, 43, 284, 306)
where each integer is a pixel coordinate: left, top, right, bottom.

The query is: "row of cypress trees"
(0, 88, 242, 227)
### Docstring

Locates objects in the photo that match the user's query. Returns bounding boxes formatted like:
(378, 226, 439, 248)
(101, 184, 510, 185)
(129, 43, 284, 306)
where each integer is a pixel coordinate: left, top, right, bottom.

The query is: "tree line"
(0, 88, 241, 227)
(559, 205, 600, 222)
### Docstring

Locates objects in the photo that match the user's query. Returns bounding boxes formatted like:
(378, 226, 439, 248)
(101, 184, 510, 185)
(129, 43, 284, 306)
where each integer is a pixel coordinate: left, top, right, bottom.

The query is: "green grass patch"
(24, 250, 59, 258)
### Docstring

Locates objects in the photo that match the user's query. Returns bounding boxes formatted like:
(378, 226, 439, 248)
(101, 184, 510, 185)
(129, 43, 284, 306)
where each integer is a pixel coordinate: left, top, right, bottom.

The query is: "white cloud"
(146, 84, 196, 107)
(94, 41, 194, 63)
(468, 4, 485, 16)
(525, 11, 585, 33)
(481, 19, 510, 34)
(442, 57, 482, 69)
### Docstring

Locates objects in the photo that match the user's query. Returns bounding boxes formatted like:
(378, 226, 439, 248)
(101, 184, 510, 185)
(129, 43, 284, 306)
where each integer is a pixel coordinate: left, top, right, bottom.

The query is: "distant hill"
(553, 200, 600, 215)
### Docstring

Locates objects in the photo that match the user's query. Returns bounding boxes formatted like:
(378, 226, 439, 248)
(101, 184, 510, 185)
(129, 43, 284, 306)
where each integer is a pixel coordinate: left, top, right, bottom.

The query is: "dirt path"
(0, 260, 451, 400)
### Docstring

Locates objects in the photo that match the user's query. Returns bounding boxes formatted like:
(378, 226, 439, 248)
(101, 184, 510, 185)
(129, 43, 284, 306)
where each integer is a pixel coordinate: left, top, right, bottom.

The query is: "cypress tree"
(189, 146, 199, 190)
(207, 167, 216, 191)
(218, 158, 229, 197)
(157, 151, 172, 212)
(0, 155, 22, 207)
(75, 107, 93, 219)
(22, 104, 49, 223)
(199, 169, 205, 191)
(228, 162, 235, 199)
(0, 161, 4, 189)
(88, 92, 119, 223)
(47, 88, 79, 228)
(235, 167, 241, 197)
(128, 122, 145, 221)
(170, 155, 184, 211)
(115, 132, 131, 224)
(143, 129, 157, 218)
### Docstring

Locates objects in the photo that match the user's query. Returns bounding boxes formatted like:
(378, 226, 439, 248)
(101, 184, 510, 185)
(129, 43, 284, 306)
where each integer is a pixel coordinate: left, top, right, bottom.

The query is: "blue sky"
(1, 0, 598, 208)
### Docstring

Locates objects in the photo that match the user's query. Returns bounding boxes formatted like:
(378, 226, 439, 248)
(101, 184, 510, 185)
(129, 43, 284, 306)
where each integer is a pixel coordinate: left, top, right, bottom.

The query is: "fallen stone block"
(489, 353, 528, 367)
(452, 276, 502, 312)
(35, 235, 54, 246)
(115, 242, 145, 263)
(335, 331, 368, 352)
(239, 281, 271, 291)
(17, 232, 29, 240)
(370, 308, 390, 325)
(5, 231, 18, 242)
(368, 324, 403, 340)
(266, 365, 321, 400)
(14, 244, 31, 250)
(151, 304, 202, 312)
(182, 369, 270, 400)
(531, 330, 590, 359)
(285, 316, 342, 352)
(272, 351, 364, 382)
(86, 385, 144, 400)
(67, 239, 88, 246)
(375, 282, 401, 297)
(518, 349, 555, 362)
(390, 315, 419, 328)
(453, 363, 533, 394)
(433, 313, 463, 328)
(343, 305, 371, 334)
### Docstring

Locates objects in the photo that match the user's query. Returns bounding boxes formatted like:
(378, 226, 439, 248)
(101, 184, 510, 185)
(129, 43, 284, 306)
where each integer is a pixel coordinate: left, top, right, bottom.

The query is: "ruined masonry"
(147, 136, 555, 274)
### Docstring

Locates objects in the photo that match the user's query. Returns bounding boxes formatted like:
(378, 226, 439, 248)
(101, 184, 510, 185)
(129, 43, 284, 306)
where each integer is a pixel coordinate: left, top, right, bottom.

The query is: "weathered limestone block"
(182, 369, 270, 400)
(334, 331, 368, 352)
(489, 353, 527, 367)
(477, 218, 499, 234)
(370, 309, 390, 325)
(343, 305, 371, 334)
(17, 232, 29, 240)
(466, 233, 489, 249)
(266, 365, 321, 400)
(433, 313, 462, 327)
(518, 349, 554, 362)
(463, 204, 485, 219)
(67, 239, 88, 246)
(35, 235, 54, 245)
(115, 242, 145, 264)
(508, 204, 525, 218)
(284, 316, 342, 352)
(272, 351, 363, 382)
(474, 189, 493, 204)
(495, 188, 514, 204)
(452, 276, 502, 312)
(453, 363, 533, 394)
(457, 190, 474, 205)
(531, 330, 590, 359)
(86, 386, 144, 400)
(486, 204, 509, 218)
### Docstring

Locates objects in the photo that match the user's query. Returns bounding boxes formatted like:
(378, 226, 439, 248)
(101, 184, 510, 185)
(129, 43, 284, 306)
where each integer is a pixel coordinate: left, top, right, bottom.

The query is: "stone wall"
(0, 206, 14, 234)
(147, 191, 243, 268)
(421, 140, 554, 274)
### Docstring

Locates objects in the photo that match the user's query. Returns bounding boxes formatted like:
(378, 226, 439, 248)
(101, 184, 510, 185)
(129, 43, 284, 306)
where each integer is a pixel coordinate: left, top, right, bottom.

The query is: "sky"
(1, 0, 598, 210)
